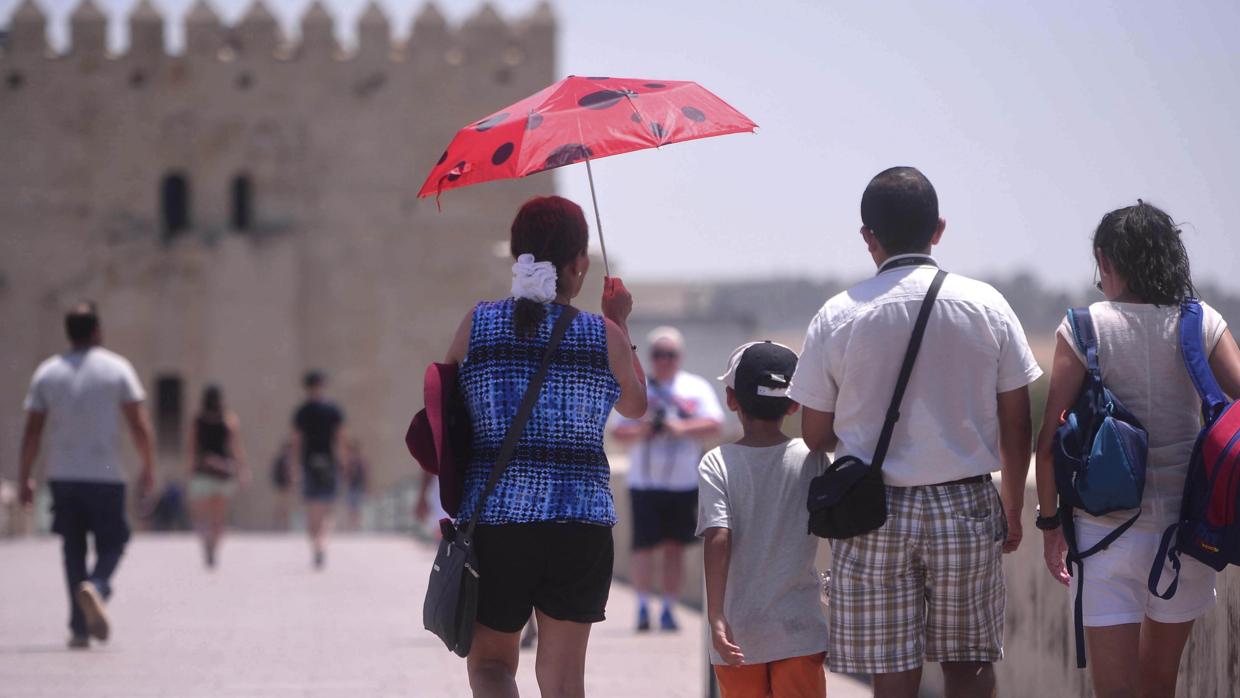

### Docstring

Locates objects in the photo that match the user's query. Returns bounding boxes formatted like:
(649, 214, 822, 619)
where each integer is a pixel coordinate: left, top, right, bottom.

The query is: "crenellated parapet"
(0, 0, 557, 66)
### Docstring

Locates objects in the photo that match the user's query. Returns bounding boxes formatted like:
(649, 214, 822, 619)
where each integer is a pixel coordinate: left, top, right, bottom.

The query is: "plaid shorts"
(827, 481, 1008, 674)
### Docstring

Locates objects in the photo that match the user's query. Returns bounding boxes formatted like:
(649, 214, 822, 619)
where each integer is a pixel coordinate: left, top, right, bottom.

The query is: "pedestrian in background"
(290, 370, 346, 570)
(18, 301, 156, 649)
(270, 439, 294, 531)
(186, 385, 249, 569)
(610, 326, 724, 632)
(343, 437, 368, 532)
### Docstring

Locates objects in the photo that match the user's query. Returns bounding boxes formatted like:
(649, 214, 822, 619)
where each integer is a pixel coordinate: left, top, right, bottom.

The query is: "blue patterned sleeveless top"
(457, 299, 622, 526)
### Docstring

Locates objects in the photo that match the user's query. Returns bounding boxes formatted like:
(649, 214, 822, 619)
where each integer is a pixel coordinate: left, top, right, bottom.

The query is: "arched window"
(231, 173, 253, 231)
(161, 172, 190, 241)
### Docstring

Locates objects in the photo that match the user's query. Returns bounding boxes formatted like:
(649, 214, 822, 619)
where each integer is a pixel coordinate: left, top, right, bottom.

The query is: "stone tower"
(0, 0, 559, 526)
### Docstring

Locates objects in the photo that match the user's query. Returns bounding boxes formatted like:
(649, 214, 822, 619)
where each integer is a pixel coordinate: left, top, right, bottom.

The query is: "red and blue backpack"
(1148, 299, 1240, 599)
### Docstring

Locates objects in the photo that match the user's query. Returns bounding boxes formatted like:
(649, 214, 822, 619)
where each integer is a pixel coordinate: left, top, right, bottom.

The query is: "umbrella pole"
(583, 155, 612, 277)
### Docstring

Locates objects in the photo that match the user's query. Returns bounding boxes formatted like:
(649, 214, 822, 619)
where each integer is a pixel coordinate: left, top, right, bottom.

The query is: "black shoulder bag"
(808, 270, 947, 539)
(423, 305, 579, 657)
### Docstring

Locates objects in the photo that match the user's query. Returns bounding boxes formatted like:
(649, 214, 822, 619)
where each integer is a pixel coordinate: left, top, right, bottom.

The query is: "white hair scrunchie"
(511, 253, 558, 303)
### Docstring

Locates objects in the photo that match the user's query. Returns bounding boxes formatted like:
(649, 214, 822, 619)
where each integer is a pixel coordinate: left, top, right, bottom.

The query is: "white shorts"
(1071, 520, 1216, 626)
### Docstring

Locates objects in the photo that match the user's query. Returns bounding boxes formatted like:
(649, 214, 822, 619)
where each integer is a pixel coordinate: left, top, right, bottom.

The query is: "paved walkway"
(0, 534, 868, 697)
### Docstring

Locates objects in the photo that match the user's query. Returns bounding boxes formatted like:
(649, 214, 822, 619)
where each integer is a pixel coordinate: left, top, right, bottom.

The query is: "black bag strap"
(1147, 522, 1182, 600)
(1062, 509, 1139, 668)
(462, 305, 579, 542)
(872, 269, 948, 470)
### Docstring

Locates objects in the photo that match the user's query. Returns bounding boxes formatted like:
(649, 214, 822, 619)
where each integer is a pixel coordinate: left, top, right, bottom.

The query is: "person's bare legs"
(872, 667, 922, 698)
(306, 501, 333, 566)
(632, 547, 655, 628)
(206, 495, 228, 563)
(1137, 618, 1194, 698)
(1085, 623, 1141, 698)
(632, 548, 654, 597)
(189, 496, 213, 565)
(941, 661, 996, 698)
(467, 623, 520, 698)
(533, 611, 592, 698)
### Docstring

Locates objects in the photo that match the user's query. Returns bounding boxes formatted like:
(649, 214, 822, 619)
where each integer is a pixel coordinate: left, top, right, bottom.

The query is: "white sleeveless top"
(1058, 301, 1228, 532)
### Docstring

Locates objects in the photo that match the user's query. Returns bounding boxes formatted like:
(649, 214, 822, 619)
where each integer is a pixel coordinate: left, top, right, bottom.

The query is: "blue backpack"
(1053, 306, 1150, 669)
(1148, 300, 1240, 599)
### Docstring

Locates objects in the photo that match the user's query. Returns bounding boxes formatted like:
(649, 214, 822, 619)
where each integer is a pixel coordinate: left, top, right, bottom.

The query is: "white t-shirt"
(697, 439, 830, 666)
(620, 371, 725, 491)
(23, 347, 147, 483)
(788, 258, 1044, 487)
(1058, 301, 1229, 532)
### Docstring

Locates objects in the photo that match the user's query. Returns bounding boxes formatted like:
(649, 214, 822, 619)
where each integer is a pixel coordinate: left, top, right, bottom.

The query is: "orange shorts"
(713, 652, 827, 698)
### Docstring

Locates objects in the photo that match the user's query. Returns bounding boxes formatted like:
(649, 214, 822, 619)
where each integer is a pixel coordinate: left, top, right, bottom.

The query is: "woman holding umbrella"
(442, 195, 646, 697)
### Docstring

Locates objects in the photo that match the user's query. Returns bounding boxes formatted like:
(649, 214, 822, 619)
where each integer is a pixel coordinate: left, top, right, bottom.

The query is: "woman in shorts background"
(186, 385, 249, 569)
(1034, 201, 1240, 697)
(442, 195, 647, 698)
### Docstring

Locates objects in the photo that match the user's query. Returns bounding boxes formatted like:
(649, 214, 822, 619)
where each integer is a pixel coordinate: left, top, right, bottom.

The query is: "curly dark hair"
(1093, 200, 1196, 306)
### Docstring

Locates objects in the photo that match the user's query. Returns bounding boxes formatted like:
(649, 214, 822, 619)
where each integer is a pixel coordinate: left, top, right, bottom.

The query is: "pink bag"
(406, 362, 472, 517)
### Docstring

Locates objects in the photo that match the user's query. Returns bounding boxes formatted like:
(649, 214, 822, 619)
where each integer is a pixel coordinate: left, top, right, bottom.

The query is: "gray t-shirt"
(697, 438, 830, 665)
(23, 347, 147, 483)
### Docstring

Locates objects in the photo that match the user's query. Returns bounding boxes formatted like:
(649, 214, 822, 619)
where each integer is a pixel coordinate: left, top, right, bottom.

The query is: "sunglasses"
(651, 350, 680, 360)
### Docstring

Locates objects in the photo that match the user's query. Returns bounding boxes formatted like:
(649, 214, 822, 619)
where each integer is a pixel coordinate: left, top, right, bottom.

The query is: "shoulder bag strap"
(1179, 299, 1230, 423)
(1067, 307, 1100, 374)
(463, 306, 579, 540)
(872, 269, 948, 470)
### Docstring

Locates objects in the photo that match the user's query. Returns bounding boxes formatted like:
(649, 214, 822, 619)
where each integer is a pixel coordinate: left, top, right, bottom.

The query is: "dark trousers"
(49, 481, 131, 636)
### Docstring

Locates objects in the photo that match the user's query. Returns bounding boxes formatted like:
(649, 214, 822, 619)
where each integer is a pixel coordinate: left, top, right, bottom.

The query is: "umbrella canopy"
(418, 76, 757, 199)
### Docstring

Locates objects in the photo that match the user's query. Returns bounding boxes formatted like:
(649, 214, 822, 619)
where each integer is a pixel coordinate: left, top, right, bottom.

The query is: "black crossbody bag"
(808, 269, 947, 539)
(423, 306, 578, 657)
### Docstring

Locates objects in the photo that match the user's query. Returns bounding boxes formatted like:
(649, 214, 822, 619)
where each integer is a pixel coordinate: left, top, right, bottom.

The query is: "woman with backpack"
(1034, 201, 1240, 696)
(186, 385, 250, 569)
(442, 195, 647, 697)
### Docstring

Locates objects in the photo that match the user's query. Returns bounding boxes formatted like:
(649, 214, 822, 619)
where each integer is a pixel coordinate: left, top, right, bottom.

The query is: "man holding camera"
(611, 327, 724, 632)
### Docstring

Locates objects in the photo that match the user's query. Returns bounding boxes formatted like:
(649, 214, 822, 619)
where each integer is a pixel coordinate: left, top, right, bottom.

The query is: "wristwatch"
(1034, 505, 1061, 531)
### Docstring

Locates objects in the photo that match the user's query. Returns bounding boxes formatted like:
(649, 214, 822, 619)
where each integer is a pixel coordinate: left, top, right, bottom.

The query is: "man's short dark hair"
(64, 301, 99, 347)
(735, 391, 792, 422)
(303, 371, 325, 389)
(860, 167, 939, 255)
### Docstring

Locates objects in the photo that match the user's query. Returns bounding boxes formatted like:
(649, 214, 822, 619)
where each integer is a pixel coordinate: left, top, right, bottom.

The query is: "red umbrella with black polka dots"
(417, 75, 757, 274)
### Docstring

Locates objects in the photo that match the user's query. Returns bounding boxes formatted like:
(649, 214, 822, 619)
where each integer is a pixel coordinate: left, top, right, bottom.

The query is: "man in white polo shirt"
(789, 167, 1041, 697)
(611, 327, 724, 632)
(19, 302, 156, 649)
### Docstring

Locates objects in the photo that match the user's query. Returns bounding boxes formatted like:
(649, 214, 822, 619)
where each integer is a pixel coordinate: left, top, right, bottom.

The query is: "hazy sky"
(6, 0, 1239, 290)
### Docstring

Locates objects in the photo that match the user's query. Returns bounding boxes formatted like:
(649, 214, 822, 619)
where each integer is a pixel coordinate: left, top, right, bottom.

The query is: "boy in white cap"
(698, 341, 830, 697)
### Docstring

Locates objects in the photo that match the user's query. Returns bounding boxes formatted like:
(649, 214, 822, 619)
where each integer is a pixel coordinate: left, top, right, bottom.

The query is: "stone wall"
(0, 0, 558, 527)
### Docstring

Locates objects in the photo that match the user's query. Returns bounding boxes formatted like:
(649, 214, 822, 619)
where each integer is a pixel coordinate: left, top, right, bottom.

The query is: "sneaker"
(659, 607, 678, 632)
(75, 581, 110, 642)
(67, 634, 89, 650)
(636, 605, 651, 632)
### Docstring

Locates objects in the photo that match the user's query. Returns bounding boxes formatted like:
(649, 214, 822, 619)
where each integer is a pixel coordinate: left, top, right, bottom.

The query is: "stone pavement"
(0, 534, 869, 697)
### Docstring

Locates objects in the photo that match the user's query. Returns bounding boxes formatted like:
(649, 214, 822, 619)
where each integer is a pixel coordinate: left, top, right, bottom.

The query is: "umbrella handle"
(583, 152, 611, 278)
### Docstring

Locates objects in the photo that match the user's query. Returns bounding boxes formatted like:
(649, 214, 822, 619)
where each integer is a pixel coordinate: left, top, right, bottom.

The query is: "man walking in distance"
(18, 302, 156, 649)
(290, 371, 346, 570)
(788, 167, 1041, 697)
(611, 327, 724, 631)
